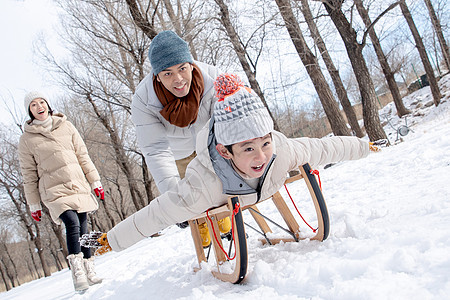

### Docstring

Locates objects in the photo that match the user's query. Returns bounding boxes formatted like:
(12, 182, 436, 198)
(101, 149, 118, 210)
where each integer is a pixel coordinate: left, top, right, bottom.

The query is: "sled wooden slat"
(247, 205, 272, 234)
(284, 172, 303, 184)
(271, 191, 300, 237)
(188, 218, 207, 267)
(189, 163, 329, 284)
(190, 205, 230, 220)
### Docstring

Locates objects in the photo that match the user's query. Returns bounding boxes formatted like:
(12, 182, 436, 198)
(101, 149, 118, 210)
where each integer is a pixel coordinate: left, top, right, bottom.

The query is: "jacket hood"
(24, 113, 67, 134)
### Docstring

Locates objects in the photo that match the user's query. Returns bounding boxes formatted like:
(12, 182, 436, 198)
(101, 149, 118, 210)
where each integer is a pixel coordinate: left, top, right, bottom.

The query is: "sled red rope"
(206, 202, 241, 260)
(284, 184, 317, 233)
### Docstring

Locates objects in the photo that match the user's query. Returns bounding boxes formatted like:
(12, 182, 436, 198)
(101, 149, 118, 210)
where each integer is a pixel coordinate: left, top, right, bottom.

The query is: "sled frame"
(188, 163, 329, 283)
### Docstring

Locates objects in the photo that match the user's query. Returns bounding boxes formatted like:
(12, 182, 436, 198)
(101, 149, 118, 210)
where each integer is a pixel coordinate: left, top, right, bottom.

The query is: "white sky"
(0, 0, 59, 124)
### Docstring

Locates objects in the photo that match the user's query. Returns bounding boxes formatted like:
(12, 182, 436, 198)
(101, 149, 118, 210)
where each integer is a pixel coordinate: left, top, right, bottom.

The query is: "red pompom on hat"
(214, 73, 245, 101)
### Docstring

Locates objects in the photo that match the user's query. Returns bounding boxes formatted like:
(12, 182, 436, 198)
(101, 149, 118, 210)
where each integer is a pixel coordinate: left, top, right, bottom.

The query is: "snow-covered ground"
(2, 75, 450, 300)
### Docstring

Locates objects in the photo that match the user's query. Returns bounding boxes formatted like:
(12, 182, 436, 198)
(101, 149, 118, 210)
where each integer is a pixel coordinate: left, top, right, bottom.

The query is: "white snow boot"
(83, 257, 103, 285)
(67, 253, 89, 292)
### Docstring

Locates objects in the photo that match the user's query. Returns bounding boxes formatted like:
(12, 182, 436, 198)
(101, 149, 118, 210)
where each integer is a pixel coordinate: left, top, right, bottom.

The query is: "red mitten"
(94, 186, 105, 200)
(31, 210, 42, 222)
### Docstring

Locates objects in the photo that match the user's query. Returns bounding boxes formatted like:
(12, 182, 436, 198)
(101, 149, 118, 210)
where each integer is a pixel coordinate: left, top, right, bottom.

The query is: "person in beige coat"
(90, 74, 380, 258)
(18, 91, 104, 292)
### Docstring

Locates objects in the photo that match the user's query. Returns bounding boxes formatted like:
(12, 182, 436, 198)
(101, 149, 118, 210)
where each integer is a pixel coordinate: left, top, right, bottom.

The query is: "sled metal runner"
(188, 163, 329, 284)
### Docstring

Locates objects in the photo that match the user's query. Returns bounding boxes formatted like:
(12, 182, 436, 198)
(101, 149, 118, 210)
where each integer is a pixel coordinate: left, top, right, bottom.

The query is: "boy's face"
(216, 134, 273, 179)
(156, 62, 194, 98)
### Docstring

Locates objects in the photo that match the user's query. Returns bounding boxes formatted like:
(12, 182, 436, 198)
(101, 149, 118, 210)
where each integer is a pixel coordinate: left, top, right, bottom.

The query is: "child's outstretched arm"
(285, 134, 372, 169)
(89, 159, 224, 253)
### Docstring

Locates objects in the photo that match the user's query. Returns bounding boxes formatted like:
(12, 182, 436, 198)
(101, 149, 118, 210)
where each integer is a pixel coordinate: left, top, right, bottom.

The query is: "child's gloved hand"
(79, 231, 112, 255)
(369, 139, 389, 152)
(95, 233, 112, 256)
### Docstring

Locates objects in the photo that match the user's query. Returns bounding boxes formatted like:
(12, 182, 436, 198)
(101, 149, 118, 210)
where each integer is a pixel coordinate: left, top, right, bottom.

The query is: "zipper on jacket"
(255, 155, 276, 203)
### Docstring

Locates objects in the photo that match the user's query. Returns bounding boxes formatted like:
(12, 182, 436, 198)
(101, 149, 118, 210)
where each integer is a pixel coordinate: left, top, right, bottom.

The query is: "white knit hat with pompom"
(213, 74, 274, 145)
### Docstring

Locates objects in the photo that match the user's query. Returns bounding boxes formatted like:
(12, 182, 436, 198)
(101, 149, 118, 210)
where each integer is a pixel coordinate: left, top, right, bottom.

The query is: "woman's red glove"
(94, 186, 105, 200)
(31, 210, 42, 222)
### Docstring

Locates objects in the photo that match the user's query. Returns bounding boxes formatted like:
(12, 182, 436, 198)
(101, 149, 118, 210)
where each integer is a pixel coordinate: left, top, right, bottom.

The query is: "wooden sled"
(188, 163, 329, 284)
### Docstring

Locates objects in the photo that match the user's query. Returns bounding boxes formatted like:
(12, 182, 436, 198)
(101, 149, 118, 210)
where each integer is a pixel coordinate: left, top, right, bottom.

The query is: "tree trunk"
(124, 0, 158, 39)
(89, 213, 103, 233)
(323, 0, 387, 142)
(86, 94, 146, 211)
(354, 0, 410, 117)
(108, 0, 155, 207)
(1, 243, 20, 286)
(49, 248, 63, 271)
(141, 155, 154, 205)
(161, 0, 199, 60)
(0, 259, 13, 291)
(399, 0, 442, 106)
(4, 184, 52, 277)
(43, 206, 69, 258)
(111, 180, 128, 220)
(214, 0, 280, 131)
(299, 0, 363, 137)
(27, 242, 40, 279)
(276, 0, 350, 136)
(162, 0, 181, 35)
(0, 260, 12, 291)
(100, 189, 117, 227)
(33, 226, 52, 277)
(0, 257, 14, 288)
(423, 0, 450, 72)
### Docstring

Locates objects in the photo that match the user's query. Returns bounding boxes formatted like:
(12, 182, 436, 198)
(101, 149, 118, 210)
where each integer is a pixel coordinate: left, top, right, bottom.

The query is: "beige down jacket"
(107, 122, 370, 252)
(18, 113, 100, 225)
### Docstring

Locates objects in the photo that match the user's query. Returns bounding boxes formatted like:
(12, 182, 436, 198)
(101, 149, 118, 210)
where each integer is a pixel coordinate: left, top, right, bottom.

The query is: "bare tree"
(423, 0, 450, 72)
(41, 0, 155, 212)
(0, 128, 51, 278)
(322, 0, 388, 142)
(0, 233, 20, 288)
(213, 0, 281, 131)
(0, 258, 12, 291)
(41, 206, 68, 258)
(399, 0, 442, 106)
(25, 241, 41, 279)
(275, 0, 350, 136)
(125, 0, 159, 39)
(354, 0, 410, 117)
(86, 93, 147, 210)
(297, 0, 363, 137)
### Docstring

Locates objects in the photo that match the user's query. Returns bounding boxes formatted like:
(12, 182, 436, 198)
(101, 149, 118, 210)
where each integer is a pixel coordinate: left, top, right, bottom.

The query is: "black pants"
(59, 210, 91, 259)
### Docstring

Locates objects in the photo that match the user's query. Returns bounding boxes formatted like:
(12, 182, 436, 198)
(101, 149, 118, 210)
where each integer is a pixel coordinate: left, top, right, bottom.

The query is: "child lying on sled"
(89, 73, 382, 254)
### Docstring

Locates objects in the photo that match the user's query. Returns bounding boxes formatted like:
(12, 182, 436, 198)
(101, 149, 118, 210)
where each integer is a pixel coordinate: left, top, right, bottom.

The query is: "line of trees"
(1, 0, 448, 292)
